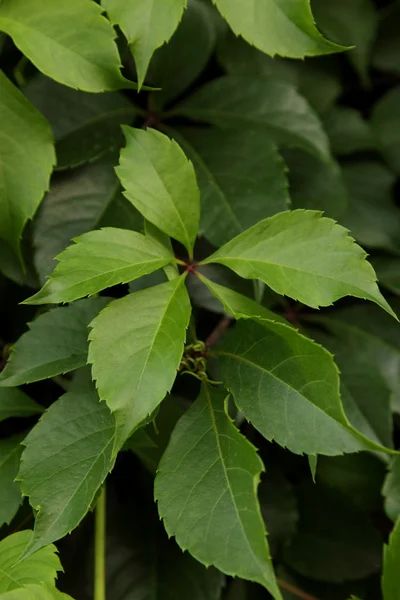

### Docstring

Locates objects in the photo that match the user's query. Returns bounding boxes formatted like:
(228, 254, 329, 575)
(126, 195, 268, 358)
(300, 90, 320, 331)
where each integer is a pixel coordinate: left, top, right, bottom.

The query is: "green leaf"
(341, 162, 400, 254)
(0, 530, 61, 593)
(216, 318, 392, 455)
(18, 391, 116, 556)
(88, 276, 191, 448)
(0, 0, 131, 92)
(0, 585, 73, 600)
(284, 149, 348, 220)
(102, 0, 186, 89)
(171, 126, 290, 247)
(383, 456, 400, 522)
(383, 517, 400, 600)
(0, 71, 55, 255)
(174, 76, 331, 162)
(373, 5, 400, 75)
(0, 388, 43, 422)
(211, 0, 345, 59)
(0, 298, 109, 386)
(155, 385, 282, 599)
(323, 107, 375, 156)
(146, 0, 217, 107)
(117, 127, 200, 256)
(0, 435, 24, 526)
(202, 210, 394, 315)
(374, 258, 400, 297)
(24, 75, 135, 169)
(26, 228, 174, 305)
(284, 484, 382, 583)
(144, 220, 179, 281)
(371, 87, 400, 174)
(197, 273, 285, 323)
(312, 0, 377, 83)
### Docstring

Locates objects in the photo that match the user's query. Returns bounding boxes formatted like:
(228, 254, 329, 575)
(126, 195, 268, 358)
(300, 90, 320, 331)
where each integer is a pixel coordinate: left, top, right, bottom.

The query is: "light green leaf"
(383, 518, 400, 600)
(211, 0, 345, 59)
(0, 435, 24, 526)
(0, 71, 55, 255)
(0, 388, 43, 422)
(117, 127, 200, 257)
(155, 385, 282, 599)
(0, 585, 73, 600)
(0, 530, 61, 593)
(18, 391, 116, 556)
(144, 220, 179, 281)
(24, 75, 135, 169)
(371, 87, 400, 174)
(88, 276, 191, 447)
(341, 162, 400, 254)
(171, 126, 290, 247)
(215, 318, 393, 455)
(0, 0, 131, 92)
(202, 209, 394, 316)
(197, 273, 285, 323)
(312, 0, 377, 83)
(26, 228, 174, 305)
(284, 149, 348, 220)
(102, 0, 186, 89)
(0, 298, 109, 386)
(174, 76, 331, 162)
(383, 456, 400, 522)
(323, 107, 375, 156)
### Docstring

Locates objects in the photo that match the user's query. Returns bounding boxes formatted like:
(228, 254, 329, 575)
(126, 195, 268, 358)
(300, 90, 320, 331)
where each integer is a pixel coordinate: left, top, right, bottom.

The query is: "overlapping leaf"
(155, 385, 282, 599)
(383, 457, 400, 522)
(0, 435, 24, 527)
(88, 276, 191, 447)
(0, 389, 43, 422)
(0, 72, 55, 255)
(18, 391, 116, 556)
(0, 0, 131, 92)
(382, 517, 400, 600)
(26, 228, 174, 305)
(202, 209, 394, 315)
(0, 298, 109, 386)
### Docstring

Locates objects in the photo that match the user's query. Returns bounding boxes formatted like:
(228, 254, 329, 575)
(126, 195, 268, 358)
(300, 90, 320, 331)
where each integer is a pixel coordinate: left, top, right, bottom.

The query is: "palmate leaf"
(0, 0, 131, 92)
(215, 318, 394, 456)
(0, 388, 43, 422)
(18, 391, 116, 556)
(171, 126, 290, 247)
(383, 517, 400, 600)
(211, 0, 345, 58)
(102, 0, 187, 89)
(202, 209, 395, 316)
(0, 530, 61, 593)
(26, 228, 174, 305)
(174, 76, 331, 162)
(0, 298, 109, 386)
(155, 385, 282, 600)
(116, 127, 200, 257)
(88, 276, 191, 448)
(0, 72, 55, 256)
(0, 435, 24, 527)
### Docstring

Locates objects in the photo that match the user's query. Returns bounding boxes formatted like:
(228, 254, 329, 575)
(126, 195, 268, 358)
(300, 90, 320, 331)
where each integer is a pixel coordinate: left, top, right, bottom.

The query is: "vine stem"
(94, 486, 106, 600)
(277, 578, 319, 600)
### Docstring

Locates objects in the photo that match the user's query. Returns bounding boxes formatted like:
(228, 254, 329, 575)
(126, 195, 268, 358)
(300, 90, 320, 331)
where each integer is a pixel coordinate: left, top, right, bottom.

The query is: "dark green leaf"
(373, 5, 400, 75)
(382, 517, 400, 600)
(374, 258, 400, 297)
(0, 435, 24, 526)
(383, 456, 400, 522)
(18, 391, 116, 556)
(174, 76, 331, 161)
(371, 87, 400, 174)
(323, 107, 375, 156)
(0, 298, 109, 386)
(155, 385, 282, 599)
(0, 388, 43, 422)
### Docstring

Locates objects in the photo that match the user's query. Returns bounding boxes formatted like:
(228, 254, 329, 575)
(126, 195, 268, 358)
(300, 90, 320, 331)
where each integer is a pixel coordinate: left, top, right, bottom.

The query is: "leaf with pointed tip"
(371, 87, 400, 175)
(171, 126, 290, 247)
(0, 530, 61, 593)
(155, 385, 282, 599)
(211, 0, 345, 59)
(88, 276, 191, 448)
(215, 318, 393, 455)
(0, 72, 55, 256)
(18, 391, 116, 556)
(0, 0, 132, 92)
(382, 517, 400, 600)
(0, 435, 24, 527)
(26, 228, 174, 305)
(102, 0, 186, 89)
(383, 457, 400, 522)
(24, 75, 135, 170)
(174, 76, 331, 161)
(202, 210, 394, 316)
(0, 299, 109, 386)
(0, 389, 43, 422)
(117, 127, 200, 256)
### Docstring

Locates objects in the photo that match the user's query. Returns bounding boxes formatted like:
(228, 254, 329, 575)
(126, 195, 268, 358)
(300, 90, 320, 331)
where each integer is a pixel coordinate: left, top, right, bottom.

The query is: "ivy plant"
(1, 1, 400, 599)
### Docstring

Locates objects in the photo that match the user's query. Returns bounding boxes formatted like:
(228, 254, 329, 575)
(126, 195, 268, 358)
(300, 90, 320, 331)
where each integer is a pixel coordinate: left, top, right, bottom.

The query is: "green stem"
(94, 486, 106, 600)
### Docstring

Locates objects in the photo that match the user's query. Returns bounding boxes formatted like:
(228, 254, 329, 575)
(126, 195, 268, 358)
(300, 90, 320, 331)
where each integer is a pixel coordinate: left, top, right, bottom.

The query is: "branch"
(277, 578, 320, 600)
(205, 316, 232, 349)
